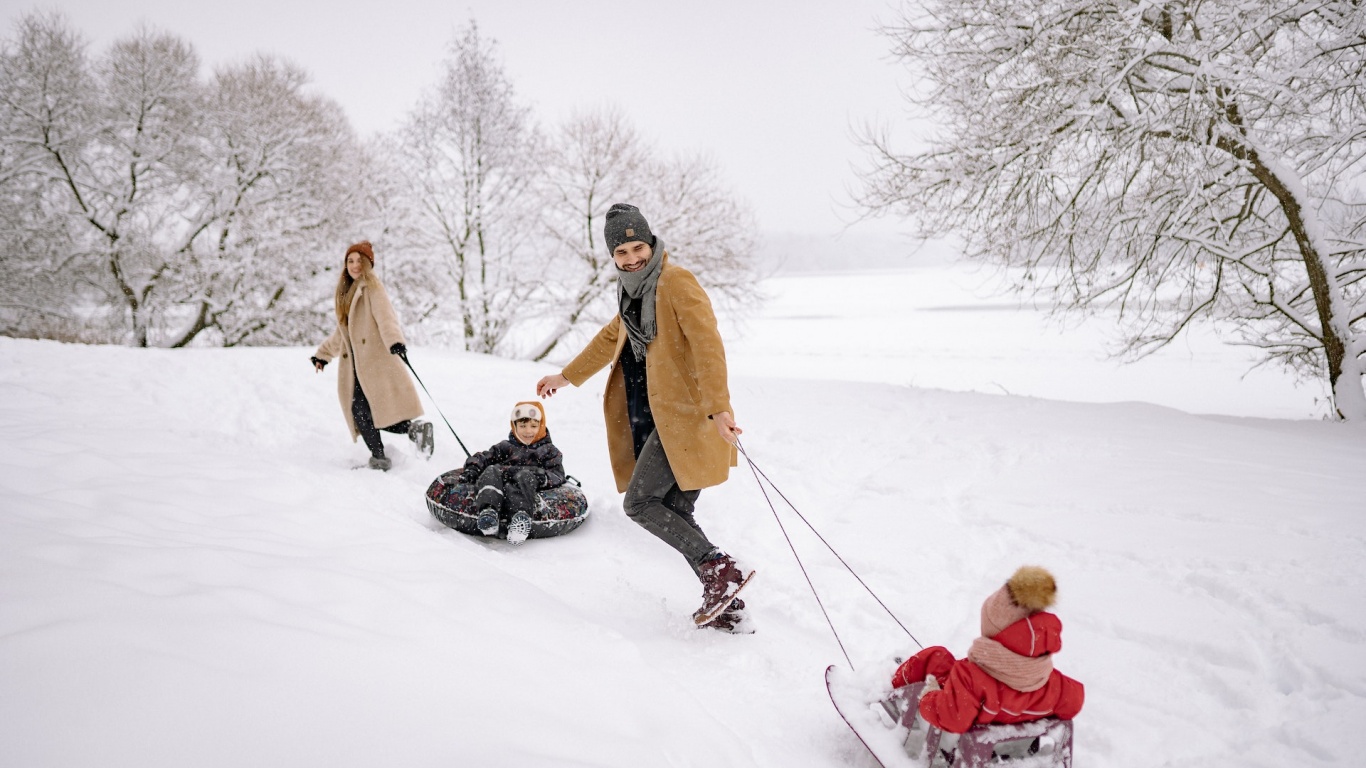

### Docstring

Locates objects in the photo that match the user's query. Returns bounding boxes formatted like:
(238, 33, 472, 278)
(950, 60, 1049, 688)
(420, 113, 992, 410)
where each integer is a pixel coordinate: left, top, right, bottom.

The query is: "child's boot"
(506, 511, 532, 545)
(476, 507, 499, 536)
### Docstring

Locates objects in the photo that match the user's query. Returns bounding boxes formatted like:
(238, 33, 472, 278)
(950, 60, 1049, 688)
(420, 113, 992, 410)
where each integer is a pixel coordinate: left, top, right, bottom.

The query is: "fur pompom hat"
(345, 241, 375, 266)
(510, 401, 547, 443)
(980, 565, 1057, 638)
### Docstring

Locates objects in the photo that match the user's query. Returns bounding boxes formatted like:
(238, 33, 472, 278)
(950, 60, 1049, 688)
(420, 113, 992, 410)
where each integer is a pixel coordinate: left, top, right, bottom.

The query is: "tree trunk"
(169, 301, 212, 349)
(1224, 138, 1366, 419)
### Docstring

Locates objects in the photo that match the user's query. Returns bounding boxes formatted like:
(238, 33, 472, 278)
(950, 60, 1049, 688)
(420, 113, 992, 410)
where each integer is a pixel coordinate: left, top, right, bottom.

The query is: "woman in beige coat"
(311, 241, 430, 471)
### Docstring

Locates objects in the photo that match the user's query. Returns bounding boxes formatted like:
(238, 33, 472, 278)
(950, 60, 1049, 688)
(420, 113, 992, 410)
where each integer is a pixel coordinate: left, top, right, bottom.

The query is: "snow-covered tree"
(528, 108, 649, 360)
(638, 153, 760, 312)
(530, 107, 760, 362)
(394, 21, 543, 354)
(0, 16, 204, 346)
(3, 14, 761, 357)
(0, 12, 94, 341)
(0, 13, 375, 347)
(169, 55, 368, 347)
(860, 0, 1366, 419)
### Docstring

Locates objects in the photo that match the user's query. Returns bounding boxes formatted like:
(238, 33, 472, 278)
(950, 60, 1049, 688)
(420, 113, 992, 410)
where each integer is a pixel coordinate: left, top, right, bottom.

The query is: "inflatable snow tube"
(425, 469, 590, 540)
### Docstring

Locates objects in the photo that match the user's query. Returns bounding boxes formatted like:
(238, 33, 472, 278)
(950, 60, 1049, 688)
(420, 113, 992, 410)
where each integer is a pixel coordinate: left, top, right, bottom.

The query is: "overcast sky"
(4, 0, 930, 240)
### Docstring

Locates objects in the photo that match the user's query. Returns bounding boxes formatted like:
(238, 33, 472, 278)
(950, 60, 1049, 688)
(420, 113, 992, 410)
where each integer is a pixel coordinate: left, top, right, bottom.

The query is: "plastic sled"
(882, 682, 1074, 768)
(827, 664, 919, 767)
(425, 469, 590, 540)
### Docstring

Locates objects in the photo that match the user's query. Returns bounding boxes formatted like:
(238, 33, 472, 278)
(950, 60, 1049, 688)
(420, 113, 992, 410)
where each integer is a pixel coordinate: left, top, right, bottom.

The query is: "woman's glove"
(389, 342, 407, 357)
(311, 356, 327, 371)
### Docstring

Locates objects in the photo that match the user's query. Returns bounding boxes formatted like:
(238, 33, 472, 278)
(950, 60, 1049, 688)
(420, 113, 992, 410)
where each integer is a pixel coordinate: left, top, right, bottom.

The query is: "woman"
(311, 241, 432, 470)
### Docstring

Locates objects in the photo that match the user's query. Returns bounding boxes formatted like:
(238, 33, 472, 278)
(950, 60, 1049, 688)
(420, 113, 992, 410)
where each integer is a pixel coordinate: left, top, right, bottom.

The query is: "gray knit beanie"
(604, 203, 654, 253)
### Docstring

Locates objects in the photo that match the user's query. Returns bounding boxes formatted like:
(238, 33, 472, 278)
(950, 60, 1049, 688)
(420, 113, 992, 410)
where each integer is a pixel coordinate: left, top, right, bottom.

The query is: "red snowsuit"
(890, 612, 1084, 734)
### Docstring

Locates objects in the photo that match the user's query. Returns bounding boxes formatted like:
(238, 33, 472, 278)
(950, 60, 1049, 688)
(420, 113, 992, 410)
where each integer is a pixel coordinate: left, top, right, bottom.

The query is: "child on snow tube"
(891, 565, 1085, 734)
(445, 401, 569, 545)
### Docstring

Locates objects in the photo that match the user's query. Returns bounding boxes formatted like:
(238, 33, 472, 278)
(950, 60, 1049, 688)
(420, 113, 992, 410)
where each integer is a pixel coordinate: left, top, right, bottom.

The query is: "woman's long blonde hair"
(334, 245, 375, 327)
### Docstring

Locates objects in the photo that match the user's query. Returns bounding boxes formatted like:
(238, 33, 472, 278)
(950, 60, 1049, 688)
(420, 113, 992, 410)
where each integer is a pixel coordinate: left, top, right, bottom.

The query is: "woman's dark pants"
(352, 376, 410, 459)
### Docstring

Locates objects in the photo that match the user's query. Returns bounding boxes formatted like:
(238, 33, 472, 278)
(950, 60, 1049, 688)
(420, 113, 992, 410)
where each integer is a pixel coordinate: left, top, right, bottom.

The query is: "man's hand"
(311, 356, 327, 372)
(537, 373, 570, 398)
(711, 411, 742, 444)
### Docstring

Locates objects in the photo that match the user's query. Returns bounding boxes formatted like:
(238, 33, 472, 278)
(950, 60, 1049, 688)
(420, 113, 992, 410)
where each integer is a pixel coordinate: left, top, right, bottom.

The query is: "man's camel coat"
(562, 256, 736, 492)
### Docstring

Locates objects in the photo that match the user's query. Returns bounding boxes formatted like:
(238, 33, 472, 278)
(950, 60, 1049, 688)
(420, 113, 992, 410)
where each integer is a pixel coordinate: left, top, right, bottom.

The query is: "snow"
(3, 261, 1364, 767)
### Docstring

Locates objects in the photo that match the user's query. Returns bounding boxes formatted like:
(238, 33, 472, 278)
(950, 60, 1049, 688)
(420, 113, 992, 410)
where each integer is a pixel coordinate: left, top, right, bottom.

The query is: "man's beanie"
(346, 241, 375, 266)
(604, 203, 654, 253)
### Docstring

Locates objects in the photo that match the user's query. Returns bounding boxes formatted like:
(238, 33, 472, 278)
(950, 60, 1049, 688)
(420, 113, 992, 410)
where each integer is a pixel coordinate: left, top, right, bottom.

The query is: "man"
(536, 203, 754, 632)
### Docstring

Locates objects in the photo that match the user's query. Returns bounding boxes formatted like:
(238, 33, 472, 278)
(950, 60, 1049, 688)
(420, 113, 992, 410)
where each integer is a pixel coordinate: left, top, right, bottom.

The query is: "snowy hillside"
(2, 268, 1364, 767)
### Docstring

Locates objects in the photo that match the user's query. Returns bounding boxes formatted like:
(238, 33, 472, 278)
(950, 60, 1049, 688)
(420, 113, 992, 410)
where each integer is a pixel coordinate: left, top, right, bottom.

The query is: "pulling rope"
(736, 440, 923, 668)
(399, 352, 471, 458)
(740, 438, 854, 668)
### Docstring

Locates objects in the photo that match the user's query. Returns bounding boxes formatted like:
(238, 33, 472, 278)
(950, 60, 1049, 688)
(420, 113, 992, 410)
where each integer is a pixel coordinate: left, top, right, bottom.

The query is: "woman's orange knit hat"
(346, 241, 375, 266)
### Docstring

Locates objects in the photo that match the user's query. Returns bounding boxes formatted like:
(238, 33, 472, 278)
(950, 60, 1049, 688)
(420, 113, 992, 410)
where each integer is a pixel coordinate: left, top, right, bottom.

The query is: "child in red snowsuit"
(891, 566, 1085, 734)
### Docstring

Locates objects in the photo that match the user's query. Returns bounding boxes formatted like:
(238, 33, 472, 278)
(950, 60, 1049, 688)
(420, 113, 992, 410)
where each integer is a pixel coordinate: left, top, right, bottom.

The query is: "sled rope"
(399, 352, 472, 458)
(738, 439, 853, 668)
(737, 441, 923, 658)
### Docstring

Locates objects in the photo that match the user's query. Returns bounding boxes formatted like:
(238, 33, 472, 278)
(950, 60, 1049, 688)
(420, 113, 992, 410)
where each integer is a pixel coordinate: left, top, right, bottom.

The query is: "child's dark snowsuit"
(459, 434, 566, 522)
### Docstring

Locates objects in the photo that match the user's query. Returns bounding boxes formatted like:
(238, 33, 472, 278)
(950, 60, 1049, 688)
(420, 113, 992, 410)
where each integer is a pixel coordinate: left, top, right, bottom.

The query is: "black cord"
(399, 352, 471, 458)
(738, 440, 923, 654)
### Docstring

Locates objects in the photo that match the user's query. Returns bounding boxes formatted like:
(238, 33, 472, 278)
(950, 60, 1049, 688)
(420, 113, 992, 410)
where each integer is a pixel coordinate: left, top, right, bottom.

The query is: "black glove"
(311, 356, 327, 370)
(458, 467, 477, 484)
(390, 342, 406, 357)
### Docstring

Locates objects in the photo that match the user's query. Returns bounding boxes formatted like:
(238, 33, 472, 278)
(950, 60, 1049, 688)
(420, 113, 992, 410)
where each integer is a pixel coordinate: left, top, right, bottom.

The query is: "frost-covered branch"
(859, 0, 1366, 418)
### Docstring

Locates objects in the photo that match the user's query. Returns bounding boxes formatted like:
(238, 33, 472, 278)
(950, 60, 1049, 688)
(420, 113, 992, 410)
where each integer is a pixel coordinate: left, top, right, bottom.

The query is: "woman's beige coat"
(314, 276, 422, 440)
(562, 255, 736, 492)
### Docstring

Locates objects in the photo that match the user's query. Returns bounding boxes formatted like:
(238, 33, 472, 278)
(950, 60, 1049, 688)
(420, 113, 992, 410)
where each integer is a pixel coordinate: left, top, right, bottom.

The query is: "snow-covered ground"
(2, 263, 1363, 767)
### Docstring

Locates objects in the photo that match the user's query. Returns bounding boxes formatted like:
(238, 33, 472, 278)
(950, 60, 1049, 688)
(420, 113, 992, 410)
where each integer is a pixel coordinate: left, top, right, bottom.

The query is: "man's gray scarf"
(617, 239, 665, 362)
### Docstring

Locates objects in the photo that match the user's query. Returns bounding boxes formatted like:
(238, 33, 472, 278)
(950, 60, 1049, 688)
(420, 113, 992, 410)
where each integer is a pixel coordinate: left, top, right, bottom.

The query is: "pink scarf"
(971, 585, 1053, 692)
(968, 636, 1053, 692)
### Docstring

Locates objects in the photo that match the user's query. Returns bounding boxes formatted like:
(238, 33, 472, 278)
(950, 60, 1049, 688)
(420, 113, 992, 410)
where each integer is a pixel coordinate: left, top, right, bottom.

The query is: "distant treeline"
(0, 14, 759, 357)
